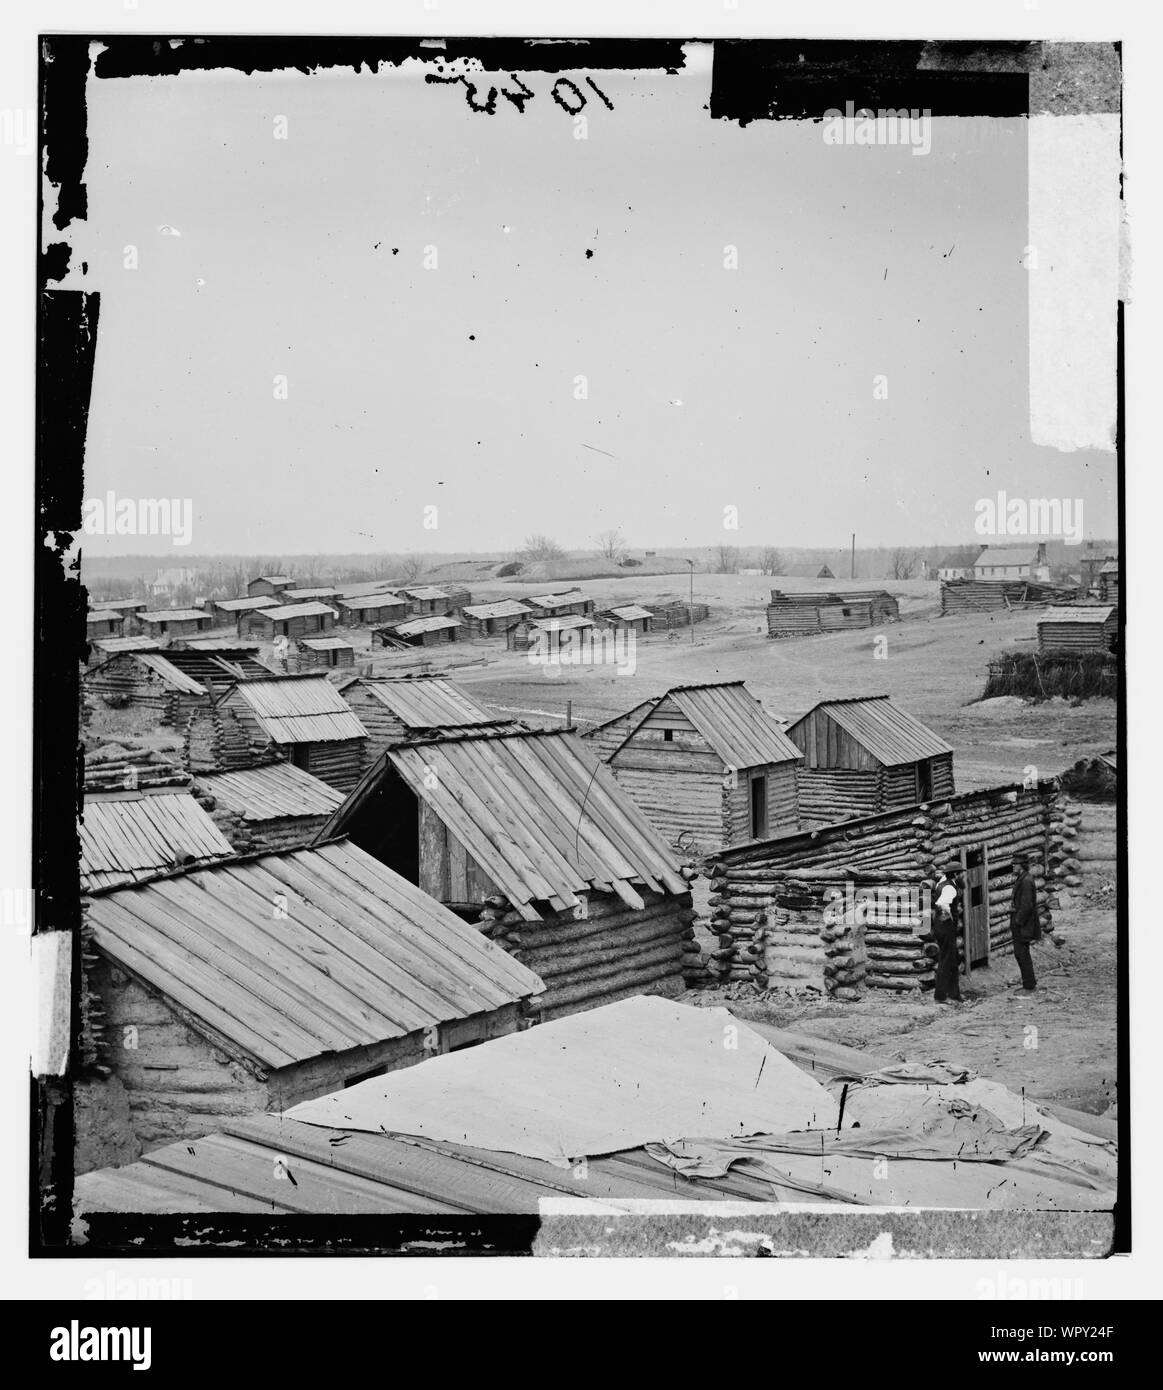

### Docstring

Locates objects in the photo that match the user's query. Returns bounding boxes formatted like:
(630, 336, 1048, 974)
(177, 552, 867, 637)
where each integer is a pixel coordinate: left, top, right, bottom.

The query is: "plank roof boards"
(84, 840, 545, 1070)
(89, 635, 162, 655)
(605, 605, 654, 621)
(392, 615, 461, 638)
(79, 789, 235, 892)
(192, 761, 345, 822)
(298, 637, 355, 652)
(212, 596, 279, 612)
(460, 599, 532, 620)
(341, 675, 505, 731)
(226, 675, 368, 745)
(1039, 605, 1116, 625)
(251, 601, 339, 623)
(787, 696, 953, 767)
(603, 681, 801, 770)
(138, 609, 211, 624)
(322, 727, 689, 920)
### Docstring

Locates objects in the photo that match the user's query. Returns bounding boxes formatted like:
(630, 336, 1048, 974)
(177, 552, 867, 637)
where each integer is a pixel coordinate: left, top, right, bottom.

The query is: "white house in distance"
(972, 543, 1050, 581)
(935, 547, 982, 581)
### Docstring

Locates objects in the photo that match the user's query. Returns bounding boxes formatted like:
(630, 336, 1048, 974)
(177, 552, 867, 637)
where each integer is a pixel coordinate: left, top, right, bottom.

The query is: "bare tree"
(889, 548, 919, 580)
(593, 528, 628, 562)
(714, 544, 740, 574)
(522, 534, 566, 561)
(759, 546, 785, 576)
(397, 553, 426, 582)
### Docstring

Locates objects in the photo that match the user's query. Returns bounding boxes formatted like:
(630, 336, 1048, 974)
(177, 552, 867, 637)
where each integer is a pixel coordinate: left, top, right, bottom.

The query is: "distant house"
(525, 590, 596, 619)
(79, 788, 234, 893)
(785, 695, 955, 824)
(86, 611, 125, 640)
(149, 567, 198, 597)
(78, 840, 545, 1168)
(506, 614, 597, 651)
(219, 675, 369, 791)
(317, 727, 695, 1018)
(336, 595, 409, 628)
(784, 563, 836, 580)
(247, 575, 292, 599)
(973, 544, 1049, 581)
(138, 608, 214, 640)
(296, 636, 356, 670)
(935, 548, 982, 581)
(585, 680, 803, 852)
(85, 651, 214, 728)
(400, 586, 456, 617)
(600, 605, 655, 634)
(460, 599, 532, 637)
(1079, 550, 1116, 591)
(340, 675, 519, 765)
(380, 615, 462, 647)
(279, 585, 341, 604)
(240, 601, 338, 640)
(1037, 606, 1118, 655)
(209, 595, 278, 628)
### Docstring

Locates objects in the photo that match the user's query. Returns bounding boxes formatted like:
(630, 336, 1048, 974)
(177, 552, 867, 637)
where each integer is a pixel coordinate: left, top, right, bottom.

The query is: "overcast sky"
(72, 48, 1116, 557)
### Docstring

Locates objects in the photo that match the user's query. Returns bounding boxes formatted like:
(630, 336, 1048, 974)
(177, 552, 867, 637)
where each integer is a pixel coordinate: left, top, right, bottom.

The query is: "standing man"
(931, 863, 963, 1004)
(1010, 854, 1039, 991)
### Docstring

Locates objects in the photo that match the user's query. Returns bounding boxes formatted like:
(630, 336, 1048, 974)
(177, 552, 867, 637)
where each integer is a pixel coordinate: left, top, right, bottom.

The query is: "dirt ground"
(185, 574, 1124, 1114)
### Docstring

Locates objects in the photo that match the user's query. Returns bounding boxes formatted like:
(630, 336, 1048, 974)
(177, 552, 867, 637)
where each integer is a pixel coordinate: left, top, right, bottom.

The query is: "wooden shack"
(240, 601, 338, 640)
(86, 611, 125, 640)
(77, 840, 545, 1169)
(460, 599, 532, 637)
(192, 759, 346, 853)
(79, 788, 235, 893)
(138, 608, 214, 640)
(526, 589, 596, 619)
(786, 696, 955, 825)
(296, 636, 356, 670)
(585, 681, 803, 852)
(219, 675, 369, 791)
(1098, 561, 1119, 606)
(279, 585, 341, 605)
(85, 651, 213, 729)
(336, 594, 408, 628)
(317, 727, 698, 1018)
(153, 645, 274, 691)
(385, 615, 462, 647)
(401, 586, 455, 616)
(1037, 606, 1118, 655)
(86, 634, 161, 663)
(766, 589, 899, 638)
(247, 575, 291, 599)
(340, 675, 518, 765)
(507, 614, 594, 651)
(209, 595, 277, 629)
(601, 604, 655, 634)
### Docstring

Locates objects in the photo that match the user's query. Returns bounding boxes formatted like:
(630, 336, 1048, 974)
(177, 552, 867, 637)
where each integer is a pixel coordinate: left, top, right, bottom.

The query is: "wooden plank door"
(960, 844, 991, 972)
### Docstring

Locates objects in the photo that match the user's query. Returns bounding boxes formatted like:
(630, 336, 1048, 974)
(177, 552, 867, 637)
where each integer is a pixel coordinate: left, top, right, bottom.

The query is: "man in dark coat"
(931, 863, 963, 1003)
(1010, 853, 1039, 991)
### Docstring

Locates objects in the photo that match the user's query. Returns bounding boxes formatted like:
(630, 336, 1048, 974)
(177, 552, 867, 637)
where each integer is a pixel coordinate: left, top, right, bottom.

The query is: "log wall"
(706, 782, 1074, 999)
(302, 739, 366, 793)
(479, 889, 697, 1020)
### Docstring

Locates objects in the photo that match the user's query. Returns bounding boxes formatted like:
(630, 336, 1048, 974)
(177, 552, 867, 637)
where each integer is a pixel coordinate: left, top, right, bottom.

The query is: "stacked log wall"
(479, 889, 697, 1020)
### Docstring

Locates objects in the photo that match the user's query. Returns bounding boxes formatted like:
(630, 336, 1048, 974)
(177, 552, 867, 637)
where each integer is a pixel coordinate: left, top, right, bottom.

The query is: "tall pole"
(688, 560, 695, 644)
(850, 532, 856, 581)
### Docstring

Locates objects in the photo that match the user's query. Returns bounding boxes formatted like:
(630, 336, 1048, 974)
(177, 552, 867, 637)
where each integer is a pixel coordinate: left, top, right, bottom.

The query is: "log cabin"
(192, 758, 346, 853)
(86, 611, 125, 641)
(218, 675, 369, 792)
(247, 575, 291, 599)
(240, 601, 339, 640)
(506, 614, 595, 651)
(85, 651, 215, 729)
(1098, 561, 1119, 606)
(600, 604, 655, 634)
(785, 696, 955, 825)
(460, 598, 532, 637)
(209, 595, 278, 629)
(339, 674, 520, 766)
(316, 726, 698, 1018)
(153, 644, 275, 691)
(76, 839, 545, 1171)
(583, 681, 803, 853)
(138, 608, 215, 640)
(400, 586, 456, 616)
(525, 590, 596, 619)
(1037, 606, 1118, 655)
(336, 594, 409, 628)
(296, 636, 356, 670)
(86, 634, 161, 663)
(383, 615, 462, 647)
